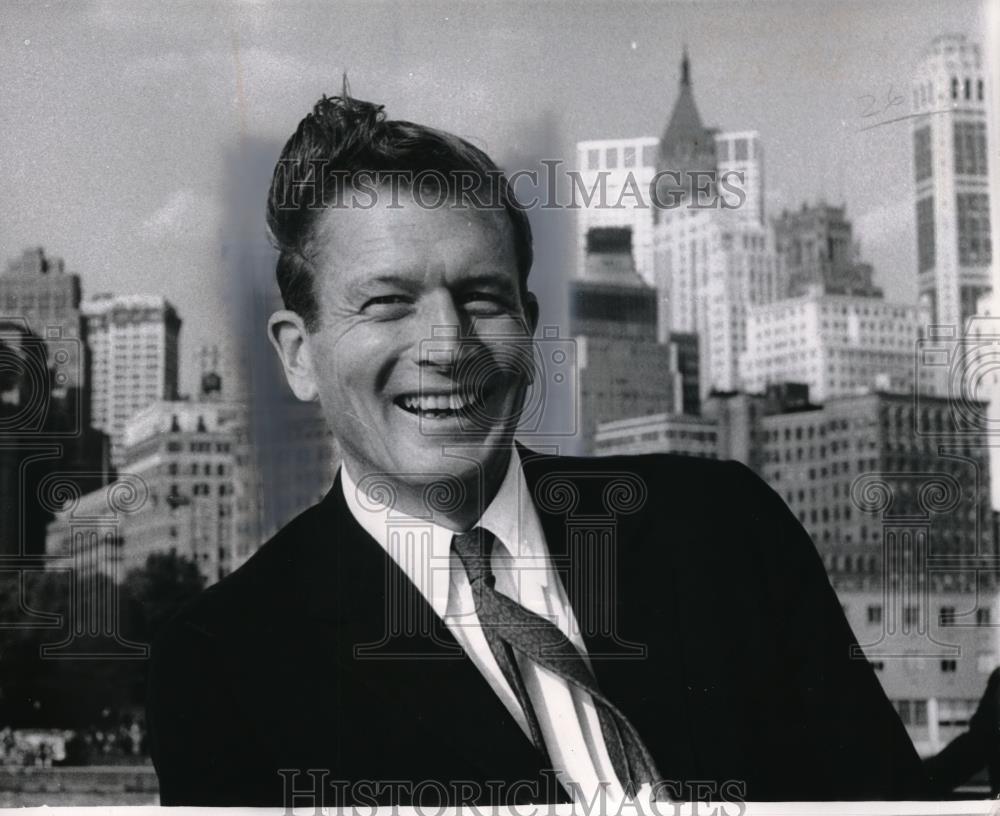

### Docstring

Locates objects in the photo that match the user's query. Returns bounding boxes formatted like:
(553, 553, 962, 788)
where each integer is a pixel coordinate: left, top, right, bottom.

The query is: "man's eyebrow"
(350, 271, 517, 294)
(349, 274, 421, 293)
(455, 272, 517, 293)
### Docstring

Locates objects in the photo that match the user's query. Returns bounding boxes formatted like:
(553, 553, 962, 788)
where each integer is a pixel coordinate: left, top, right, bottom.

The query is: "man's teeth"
(400, 394, 477, 412)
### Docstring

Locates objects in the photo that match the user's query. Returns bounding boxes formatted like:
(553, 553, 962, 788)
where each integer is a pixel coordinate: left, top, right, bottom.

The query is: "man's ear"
(522, 291, 540, 385)
(523, 290, 540, 336)
(267, 310, 319, 402)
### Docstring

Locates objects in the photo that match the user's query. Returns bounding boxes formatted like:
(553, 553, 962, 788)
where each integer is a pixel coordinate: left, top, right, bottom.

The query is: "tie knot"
(452, 527, 498, 589)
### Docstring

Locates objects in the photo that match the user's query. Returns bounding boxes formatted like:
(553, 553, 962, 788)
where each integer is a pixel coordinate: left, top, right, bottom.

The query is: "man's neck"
(341, 447, 516, 532)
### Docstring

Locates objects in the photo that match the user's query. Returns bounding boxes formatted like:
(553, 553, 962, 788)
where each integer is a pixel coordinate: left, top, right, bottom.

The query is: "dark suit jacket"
(147, 448, 928, 805)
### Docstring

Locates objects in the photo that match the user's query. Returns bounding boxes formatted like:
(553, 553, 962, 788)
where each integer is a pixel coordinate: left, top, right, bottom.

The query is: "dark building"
(0, 321, 110, 557)
(773, 202, 882, 298)
(570, 227, 687, 450)
(0, 248, 89, 425)
(668, 331, 700, 416)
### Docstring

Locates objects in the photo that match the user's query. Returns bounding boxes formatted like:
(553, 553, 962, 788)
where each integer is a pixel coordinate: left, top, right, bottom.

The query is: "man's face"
(288, 192, 537, 496)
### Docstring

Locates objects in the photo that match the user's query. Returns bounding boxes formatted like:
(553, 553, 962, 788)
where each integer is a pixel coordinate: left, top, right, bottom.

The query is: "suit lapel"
(295, 472, 550, 783)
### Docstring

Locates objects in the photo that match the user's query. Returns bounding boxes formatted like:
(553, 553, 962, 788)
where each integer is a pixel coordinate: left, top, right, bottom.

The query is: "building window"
(867, 604, 883, 624)
(917, 196, 935, 272)
(913, 126, 932, 181)
(716, 139, 730, 162)
(941, 659, 958, 673)
(977, 607, 992, 626)
(606, 148, 618, 169)
(587, 149, 600, 170)
(939, 606, 956, 626)
(734, 138, 748, 161)
(623, 146, 636, 167)
(964, 78, 971, 100)
(957, 193, 992, 265)
(978, 79, 984, 101)
(951, 77, 959, 99)
(953, 121, 988, 176)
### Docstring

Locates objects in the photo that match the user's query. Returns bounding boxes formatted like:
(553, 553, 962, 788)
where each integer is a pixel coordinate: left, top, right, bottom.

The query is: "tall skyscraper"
(652, 47, 719, 218)
(714, 130, 765, 225)
(82, 294, 181, 466)
(654, 207, 781, 396)
(912, 34, 993, 328)
(649, 51, 779, 398)
(0, 248, 85, 402)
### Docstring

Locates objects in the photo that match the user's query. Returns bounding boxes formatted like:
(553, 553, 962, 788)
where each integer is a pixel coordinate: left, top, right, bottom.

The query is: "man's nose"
(417, 290, 467, 370)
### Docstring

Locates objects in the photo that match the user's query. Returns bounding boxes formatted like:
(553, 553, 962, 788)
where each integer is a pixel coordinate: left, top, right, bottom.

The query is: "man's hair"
(266, 93, 533, 332)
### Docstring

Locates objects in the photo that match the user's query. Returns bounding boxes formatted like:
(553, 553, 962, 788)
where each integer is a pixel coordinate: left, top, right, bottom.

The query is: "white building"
(574, 136, 660, 284)
(912, 34, 993, 329)
(714, 130, 764, 225)
(654, 207, 781, 396)
(742, 291, 919, 403)
(82, 294, 181, 467)
(839, 587, 1000, 759)
(593, 412, 719, 459)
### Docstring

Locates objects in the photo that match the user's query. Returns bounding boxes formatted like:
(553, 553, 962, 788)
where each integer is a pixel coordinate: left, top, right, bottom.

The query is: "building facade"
(774, 202, 881, 298)
(571, 227, 684, 451)
(714, 130, 764, 225)
(912, 34, 993, 329)
(0, 248, 85, 402)
(593, 412, 719, 458)
(742, 292, 919, 402)
(82, 294, 181, 466)
(595, 388, 996, 588)
(654, 207, 781, 397)
(47, 396, 252, 586)
(574, 136, 660, 284)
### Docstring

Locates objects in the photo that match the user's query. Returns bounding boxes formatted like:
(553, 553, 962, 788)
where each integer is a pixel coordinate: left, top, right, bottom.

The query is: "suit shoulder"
(521, 444, 735, 479)
(520, 446, 745, 516)
(562, 449, 744, 490)
(154, 498, 329, 646)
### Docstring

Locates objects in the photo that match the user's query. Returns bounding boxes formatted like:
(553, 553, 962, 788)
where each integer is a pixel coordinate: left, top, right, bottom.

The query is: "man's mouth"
(392, 390, 488, 420)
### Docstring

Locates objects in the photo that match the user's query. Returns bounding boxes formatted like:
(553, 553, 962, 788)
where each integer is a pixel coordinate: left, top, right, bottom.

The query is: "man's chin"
(394, 434, 514, 478)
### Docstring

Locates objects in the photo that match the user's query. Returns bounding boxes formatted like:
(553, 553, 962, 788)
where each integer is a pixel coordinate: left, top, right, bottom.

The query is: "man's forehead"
(309, 196, 516, 269)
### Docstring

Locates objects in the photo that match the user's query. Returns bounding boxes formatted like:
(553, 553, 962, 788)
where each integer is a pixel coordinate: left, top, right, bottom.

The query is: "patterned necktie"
(452, 527, 659, 794)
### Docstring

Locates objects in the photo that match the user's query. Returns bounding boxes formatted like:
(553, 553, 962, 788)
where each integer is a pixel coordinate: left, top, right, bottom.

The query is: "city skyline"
(0, 0, 992, 393)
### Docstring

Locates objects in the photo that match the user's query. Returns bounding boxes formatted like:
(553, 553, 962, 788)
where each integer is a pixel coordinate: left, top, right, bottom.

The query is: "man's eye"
(362, 295, 411, 312)
(462, 294, 508, 314)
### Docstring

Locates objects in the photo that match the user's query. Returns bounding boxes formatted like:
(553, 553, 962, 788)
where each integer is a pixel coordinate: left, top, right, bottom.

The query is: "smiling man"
(146, 94, 929, 808)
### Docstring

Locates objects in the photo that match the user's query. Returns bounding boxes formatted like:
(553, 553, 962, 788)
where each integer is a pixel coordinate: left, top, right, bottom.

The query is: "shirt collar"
(340, 447, 540, 620)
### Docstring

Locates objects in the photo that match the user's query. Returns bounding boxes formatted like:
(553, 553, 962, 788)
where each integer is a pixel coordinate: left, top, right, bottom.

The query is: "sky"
(0, 0, 991, 395)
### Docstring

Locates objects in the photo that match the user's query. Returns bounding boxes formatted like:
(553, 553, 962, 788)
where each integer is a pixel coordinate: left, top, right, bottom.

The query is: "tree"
(122, 551, 205, 645)
(0, 552, 205, 729)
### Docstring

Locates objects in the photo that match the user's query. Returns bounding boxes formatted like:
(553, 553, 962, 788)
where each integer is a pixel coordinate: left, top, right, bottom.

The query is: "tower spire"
(681, 44, 690, 86)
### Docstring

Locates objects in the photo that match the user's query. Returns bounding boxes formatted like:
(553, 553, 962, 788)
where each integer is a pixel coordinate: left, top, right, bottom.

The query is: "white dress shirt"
(341, 449, 626, 802)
